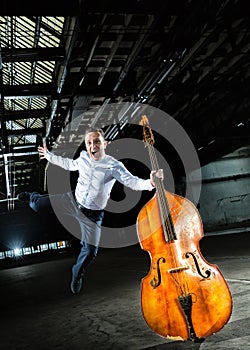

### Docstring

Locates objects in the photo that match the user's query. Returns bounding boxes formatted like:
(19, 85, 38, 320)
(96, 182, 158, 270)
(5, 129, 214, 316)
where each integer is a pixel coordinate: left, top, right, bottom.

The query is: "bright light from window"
(14, 248, 22, 256)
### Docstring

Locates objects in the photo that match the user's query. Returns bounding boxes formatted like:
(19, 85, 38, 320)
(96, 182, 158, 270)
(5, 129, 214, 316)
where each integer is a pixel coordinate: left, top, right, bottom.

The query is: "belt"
(76, 202, 104, 223)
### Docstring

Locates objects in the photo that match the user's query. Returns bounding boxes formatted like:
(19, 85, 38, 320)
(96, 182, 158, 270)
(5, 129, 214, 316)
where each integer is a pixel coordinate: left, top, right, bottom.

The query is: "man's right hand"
(38, 145, 48, 159)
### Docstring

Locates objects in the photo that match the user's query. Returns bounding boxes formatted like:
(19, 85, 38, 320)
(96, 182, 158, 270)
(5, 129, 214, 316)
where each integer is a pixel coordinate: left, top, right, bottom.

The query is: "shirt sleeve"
(112, 162, 154, 191)
(45, 151, 80, 171)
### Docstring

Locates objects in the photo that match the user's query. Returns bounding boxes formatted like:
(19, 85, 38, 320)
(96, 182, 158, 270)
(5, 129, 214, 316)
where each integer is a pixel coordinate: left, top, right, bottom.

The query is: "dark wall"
(0, 202, 76, 251)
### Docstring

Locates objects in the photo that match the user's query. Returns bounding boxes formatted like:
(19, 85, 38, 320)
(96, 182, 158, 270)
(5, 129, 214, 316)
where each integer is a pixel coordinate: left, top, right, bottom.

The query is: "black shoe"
(70, 274, 83, 294)
(17, 192, 31, 203)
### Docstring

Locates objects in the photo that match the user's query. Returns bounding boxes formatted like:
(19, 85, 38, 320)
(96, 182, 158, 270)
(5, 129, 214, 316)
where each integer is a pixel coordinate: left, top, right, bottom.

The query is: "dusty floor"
(0, 232, 249, 350)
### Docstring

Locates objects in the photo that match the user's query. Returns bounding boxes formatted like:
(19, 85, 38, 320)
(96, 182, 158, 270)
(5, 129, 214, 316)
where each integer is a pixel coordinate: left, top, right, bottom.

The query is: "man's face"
(85, 131, 107, 161)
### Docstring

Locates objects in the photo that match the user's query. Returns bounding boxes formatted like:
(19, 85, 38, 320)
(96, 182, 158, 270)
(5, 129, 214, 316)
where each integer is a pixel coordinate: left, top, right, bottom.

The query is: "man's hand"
(150, 169, 164, 187)
(38, 145, 48, 159)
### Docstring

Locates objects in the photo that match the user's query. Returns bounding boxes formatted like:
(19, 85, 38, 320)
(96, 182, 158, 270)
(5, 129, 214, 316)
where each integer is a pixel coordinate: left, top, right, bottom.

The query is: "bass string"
(147, 143, 178, 261)
(141, 119, 188, 294)
(147, 141, 188, 295)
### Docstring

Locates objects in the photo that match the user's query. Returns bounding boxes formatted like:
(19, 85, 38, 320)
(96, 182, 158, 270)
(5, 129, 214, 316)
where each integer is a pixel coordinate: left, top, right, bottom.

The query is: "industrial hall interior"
(0, 1, 249, 350)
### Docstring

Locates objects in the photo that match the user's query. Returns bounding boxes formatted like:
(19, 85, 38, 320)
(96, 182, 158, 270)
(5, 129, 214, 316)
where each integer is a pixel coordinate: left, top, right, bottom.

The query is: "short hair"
(84, 126, 105, 140)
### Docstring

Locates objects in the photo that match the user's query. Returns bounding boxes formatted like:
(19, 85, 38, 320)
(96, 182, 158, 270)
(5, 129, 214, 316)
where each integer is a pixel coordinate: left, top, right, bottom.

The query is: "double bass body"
(137, 190, 232, 341)
(136, 116, 232, 341)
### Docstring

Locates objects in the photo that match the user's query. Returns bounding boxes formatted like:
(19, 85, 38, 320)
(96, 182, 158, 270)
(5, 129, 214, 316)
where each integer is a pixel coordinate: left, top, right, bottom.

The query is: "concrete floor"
(0, 232, 249, 350)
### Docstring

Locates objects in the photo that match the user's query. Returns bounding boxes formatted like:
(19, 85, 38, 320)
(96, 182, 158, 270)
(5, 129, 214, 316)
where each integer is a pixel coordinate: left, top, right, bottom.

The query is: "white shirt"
(46, 150, 154, 210)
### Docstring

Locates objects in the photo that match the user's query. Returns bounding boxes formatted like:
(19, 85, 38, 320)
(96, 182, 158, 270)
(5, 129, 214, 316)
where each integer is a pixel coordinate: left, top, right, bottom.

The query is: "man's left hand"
(150, 169, 164, 187)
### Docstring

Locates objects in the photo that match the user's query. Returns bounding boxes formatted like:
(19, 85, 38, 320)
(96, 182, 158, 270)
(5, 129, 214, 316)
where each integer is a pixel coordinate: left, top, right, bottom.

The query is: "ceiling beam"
(81, 0, 185, 15)
(6, 127, 44, 136)
(1, 0, 80, 16)
(1, 48, 65, 63)
(4, 109, 49, 121)
(3, 83, 57, 98)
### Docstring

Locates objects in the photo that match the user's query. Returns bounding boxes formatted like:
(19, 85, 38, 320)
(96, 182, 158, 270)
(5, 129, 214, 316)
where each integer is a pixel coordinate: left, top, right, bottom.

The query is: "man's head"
(84, 127, 107, 161)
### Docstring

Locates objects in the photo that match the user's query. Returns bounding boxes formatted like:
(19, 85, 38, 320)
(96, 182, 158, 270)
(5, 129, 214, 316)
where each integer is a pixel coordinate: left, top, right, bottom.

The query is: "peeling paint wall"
(197, 146, 250, 233)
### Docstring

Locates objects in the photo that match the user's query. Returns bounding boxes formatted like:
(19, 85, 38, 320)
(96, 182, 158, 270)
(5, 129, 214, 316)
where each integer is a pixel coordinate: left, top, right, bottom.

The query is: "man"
(18, 127, 162, 294)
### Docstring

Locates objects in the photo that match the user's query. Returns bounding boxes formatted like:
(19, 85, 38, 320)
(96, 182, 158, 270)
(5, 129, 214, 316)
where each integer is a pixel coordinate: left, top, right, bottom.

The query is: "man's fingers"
(37, 146, 47, 159)
(157, 169, 164, 179)
(153, 169, 164, 179)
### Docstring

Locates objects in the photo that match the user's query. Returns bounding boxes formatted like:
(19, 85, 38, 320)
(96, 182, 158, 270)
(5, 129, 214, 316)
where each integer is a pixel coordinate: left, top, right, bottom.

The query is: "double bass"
(136, 115, 232, 341)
